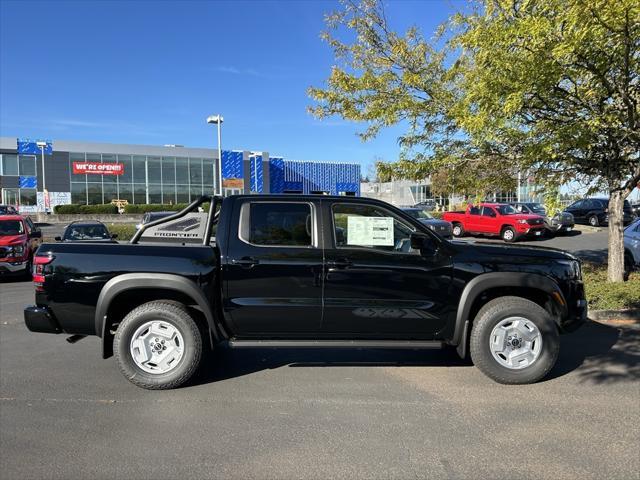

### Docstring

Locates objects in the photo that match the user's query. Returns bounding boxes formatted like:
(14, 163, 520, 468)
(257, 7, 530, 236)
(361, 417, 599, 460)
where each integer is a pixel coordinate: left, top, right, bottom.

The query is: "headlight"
(558, 259, 581, 279)
(517, 219, 528, 224)
(428, 225, 436, 230)
(11, 245, 25, 256)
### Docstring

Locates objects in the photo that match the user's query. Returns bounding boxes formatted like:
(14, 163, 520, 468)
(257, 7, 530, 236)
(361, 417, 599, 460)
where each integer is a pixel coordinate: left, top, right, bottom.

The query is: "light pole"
(206, 115, 224, 196)
(36, 141, 48, 212)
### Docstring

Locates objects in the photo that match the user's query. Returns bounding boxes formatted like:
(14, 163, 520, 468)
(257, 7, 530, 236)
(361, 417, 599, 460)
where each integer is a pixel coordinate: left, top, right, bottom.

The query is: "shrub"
(430, 211, 444, 219)
(124, 203, 190, 214)
(124, 202, 211, 214)
(106, 223, 138, 241)
(583, 262, 640, 310)
(54, 204, 118, 214)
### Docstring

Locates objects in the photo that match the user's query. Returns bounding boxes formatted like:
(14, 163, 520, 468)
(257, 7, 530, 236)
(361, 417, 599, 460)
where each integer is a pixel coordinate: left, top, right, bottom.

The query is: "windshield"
(528, 203, 546, 213)
(64, 225, 110, 240)
(0, 220, 24, 235)
(405, 209, 433, 220)
(496, 205, 517, 215)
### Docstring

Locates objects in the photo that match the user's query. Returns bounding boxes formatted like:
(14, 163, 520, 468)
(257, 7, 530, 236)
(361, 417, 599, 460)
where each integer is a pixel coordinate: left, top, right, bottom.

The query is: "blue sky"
(0, 0, 459, 172)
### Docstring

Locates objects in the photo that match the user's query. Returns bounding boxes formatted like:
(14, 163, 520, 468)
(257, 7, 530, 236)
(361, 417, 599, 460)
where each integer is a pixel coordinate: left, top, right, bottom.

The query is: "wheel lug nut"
(161, 340, 165, 344)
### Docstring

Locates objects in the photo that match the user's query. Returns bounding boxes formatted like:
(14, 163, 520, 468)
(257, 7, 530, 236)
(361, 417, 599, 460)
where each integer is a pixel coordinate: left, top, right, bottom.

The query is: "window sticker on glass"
(347, 216, 394, 246)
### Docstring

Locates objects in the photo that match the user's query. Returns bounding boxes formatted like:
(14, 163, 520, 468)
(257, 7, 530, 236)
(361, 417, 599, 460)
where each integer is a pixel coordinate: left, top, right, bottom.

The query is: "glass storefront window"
(19, 188, 37, 206)
(118, 154, 132, 182)
(71, 183, 88, 204)
(175, 157, 189, 184)
(189, 157, 203, 184)
(162, 184, 176, 204)
(133, 183, 147, 204)
(176, 184, 189, 203)
(118, 183, 133, 203)
(203, 158, 214, 187)
(103, 183, 117, 203)
(162, 157, 175, 184)
(2, 154, 19, 175)
(148, 184, 161, 204)
(101, 154, 117, 184)
(70, 152, 87, 183)
(19, 155, 37, 176)
(147, 157, 161, 183)
(133, 155, 146, 183)
(87, 183, 103, 205)
(190, 185, 203, 200)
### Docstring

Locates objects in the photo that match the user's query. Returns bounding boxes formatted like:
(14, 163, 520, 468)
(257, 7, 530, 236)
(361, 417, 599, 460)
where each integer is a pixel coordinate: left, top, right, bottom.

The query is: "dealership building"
(0, 137, 361, 212)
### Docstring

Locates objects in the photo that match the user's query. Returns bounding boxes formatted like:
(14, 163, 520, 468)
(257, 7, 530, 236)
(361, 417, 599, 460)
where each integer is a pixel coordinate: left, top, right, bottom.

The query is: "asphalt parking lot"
(1, 274, 638, 479)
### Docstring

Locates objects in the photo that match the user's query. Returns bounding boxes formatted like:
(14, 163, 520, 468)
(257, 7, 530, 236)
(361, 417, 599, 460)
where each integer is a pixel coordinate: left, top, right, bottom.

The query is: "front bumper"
(561, 282, 588, 333)
(0, 260, 28, 274)
(24, 305, 62, 334)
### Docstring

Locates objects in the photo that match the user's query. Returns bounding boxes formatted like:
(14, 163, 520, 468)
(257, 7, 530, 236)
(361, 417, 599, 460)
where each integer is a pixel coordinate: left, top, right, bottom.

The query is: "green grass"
(583, 262, 640, 311)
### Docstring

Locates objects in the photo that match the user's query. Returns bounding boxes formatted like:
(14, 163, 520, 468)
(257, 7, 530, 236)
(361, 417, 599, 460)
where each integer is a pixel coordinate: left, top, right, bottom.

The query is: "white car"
(624, 218, 640, 272)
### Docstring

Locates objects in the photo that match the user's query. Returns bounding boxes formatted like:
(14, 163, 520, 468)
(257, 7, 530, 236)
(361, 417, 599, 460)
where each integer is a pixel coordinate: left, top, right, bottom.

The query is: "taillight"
(33, 255, 54, 292)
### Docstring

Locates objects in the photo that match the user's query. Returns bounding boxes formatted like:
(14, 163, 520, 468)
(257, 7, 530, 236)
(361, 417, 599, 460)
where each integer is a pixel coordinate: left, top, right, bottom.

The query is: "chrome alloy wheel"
(129, 321, 185, 374)
(502, 229, 515, 241)
(489, 317, 543, 370)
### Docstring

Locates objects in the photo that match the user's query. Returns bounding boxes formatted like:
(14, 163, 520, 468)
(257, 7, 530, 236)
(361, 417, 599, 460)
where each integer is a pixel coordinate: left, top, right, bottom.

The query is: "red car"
(443, 203, 546, 242)
(0, 215, 42, 276)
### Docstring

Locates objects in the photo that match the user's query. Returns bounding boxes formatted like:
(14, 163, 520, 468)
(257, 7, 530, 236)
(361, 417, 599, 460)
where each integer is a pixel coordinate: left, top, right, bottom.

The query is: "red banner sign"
(73, 162, 124, 175)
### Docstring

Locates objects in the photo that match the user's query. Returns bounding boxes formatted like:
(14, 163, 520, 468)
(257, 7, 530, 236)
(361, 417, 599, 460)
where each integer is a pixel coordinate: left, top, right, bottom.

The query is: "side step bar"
(228, 339, 443, 349)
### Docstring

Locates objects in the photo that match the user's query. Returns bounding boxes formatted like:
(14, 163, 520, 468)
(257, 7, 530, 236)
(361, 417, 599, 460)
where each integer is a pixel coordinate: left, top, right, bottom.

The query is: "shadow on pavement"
(549, 320, 639, 384)
(192, 344, 468, 386)
(191, 320, 638, 386)
(571, 248, 608, 263)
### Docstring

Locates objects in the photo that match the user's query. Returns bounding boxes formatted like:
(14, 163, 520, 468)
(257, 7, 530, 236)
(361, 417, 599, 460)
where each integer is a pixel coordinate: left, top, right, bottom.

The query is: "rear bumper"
(24, 305, 62, 334)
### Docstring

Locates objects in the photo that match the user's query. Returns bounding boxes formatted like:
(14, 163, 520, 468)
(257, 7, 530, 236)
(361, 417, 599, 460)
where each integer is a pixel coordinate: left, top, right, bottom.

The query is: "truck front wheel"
(452, 223, 465, 237)
(501, 226, 516, 242)
(114, 301, 203, 390)
(469, 296, 559, 384)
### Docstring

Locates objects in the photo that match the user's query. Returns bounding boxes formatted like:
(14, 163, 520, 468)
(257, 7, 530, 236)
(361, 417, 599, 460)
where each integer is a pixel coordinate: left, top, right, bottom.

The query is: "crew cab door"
(478, 206, 498, 233)
(322, 201, 453, 338)
(224, 199, 323, 335)
(465, 205, 482, 233)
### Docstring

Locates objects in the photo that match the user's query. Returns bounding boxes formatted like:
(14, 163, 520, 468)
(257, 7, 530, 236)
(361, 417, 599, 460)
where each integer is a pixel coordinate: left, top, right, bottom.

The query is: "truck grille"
(527, 218, 543, 225)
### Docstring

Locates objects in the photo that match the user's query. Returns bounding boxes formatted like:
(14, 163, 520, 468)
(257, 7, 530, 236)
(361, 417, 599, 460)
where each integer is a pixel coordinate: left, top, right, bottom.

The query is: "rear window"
(64, 224, 111, 240)
(246, 203, 313, 246)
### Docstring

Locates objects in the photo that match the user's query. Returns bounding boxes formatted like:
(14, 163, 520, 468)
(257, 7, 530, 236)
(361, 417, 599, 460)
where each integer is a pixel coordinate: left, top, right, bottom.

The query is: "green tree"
(308, 0, 516, 201)
(310, 0, 639, 282)
(454, 0, 639, 281)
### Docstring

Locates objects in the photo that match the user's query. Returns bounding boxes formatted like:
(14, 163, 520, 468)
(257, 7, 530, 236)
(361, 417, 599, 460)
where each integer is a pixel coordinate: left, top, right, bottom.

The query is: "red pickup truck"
(443, 203, 546, 242)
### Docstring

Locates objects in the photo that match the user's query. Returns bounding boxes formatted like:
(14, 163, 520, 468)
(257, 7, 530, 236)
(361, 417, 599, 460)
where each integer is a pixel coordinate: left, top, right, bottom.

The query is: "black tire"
(114, 301, 203, 390)
(452, 223, 465, 237)
(588, 215, 599, 227)
(501, 226, 517, 242)
(23, 257, 32, 279)
(469, 296, 559, 384)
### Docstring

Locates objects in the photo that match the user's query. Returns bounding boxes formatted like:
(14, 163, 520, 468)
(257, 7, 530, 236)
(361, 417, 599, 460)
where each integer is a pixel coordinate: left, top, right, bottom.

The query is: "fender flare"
(96, 273, 219, 358)
(452, 272, 567, 358)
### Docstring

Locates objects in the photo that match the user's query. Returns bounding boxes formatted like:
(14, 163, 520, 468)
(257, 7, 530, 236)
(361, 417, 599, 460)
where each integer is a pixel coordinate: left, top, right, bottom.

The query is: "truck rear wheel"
(114, 301, 203, 390)
(469, 296, 559, 384)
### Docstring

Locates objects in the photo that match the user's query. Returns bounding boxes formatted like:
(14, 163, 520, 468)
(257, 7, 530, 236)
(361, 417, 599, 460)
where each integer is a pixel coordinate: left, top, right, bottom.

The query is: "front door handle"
(231, 256, 259, 268)
(327, 258, 352, 269)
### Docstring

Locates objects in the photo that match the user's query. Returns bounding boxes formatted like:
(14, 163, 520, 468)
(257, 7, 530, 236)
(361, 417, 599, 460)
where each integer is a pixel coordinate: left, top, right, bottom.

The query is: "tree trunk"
(607, 191, 626, 282)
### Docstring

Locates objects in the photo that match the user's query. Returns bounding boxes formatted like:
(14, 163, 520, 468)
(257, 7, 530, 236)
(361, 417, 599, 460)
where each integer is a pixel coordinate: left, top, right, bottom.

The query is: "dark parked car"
(563, 198, 634, 227)
(55, 221, 117, 243)
(25, 195, 586, 389)
(510, 202, 574, 235)
(401, 207, 453, 238)
(0, 205, 19, 215)
(413, 199, 437, 211)
(631, 202, 640, 218)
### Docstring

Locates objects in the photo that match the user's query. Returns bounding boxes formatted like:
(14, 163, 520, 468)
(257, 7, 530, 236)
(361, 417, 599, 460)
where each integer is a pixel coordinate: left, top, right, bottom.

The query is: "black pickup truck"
(24, 195, 587, 389)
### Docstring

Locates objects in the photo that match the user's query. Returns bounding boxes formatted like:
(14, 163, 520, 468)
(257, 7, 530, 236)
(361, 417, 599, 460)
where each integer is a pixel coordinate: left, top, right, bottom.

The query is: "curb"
(589, 309, 640, 324)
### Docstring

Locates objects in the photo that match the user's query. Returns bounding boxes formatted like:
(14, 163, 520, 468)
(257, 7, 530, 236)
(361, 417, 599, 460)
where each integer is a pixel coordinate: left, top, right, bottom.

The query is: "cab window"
(332, 203, 416, 253)
(243, 202, 313, 247)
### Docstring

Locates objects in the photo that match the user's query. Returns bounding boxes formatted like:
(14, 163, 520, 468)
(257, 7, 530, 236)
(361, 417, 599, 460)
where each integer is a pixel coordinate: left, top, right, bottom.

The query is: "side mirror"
(54, 236, 62, 242)
(31, 230, 42, 238)
(111, 233, 118, 239)
(410, 232, 437, 254)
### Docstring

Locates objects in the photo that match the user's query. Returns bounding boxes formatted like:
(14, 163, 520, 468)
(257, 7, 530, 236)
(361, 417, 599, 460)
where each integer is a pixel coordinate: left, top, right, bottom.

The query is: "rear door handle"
(327, 259, 352, 269)
(231, 256, 259, 268)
